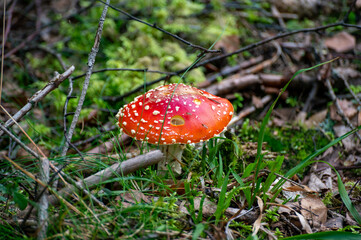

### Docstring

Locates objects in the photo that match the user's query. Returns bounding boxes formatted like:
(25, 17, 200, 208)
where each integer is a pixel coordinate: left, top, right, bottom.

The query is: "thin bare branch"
(72, 68, 177, 80)
(62, 1, 109, 156)
(99, 0, 221, 54)
(0, 66, 75, 137)
(114, 21, 361, 101)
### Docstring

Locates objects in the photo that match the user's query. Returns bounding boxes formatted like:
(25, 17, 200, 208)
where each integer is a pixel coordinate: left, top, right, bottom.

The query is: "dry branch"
(229, 95, 272, 126)
(116, 19, 361, 100)
(49, 150, 164, 205)
(61, 1, 109, 156)
(0, 66, 75, 136)
(205, 74, 262, 96)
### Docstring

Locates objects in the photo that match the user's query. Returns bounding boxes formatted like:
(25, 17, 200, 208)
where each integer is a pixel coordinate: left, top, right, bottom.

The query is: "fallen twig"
(199, 56, 264, 88)
(228, 95, 272, 127)
(205, 74, 261, 96)
(86, 134, 131, 154)
(49, 150, 164, 205)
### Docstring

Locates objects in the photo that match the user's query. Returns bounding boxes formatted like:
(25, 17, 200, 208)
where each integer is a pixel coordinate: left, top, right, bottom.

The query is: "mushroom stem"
(158, 144, 185, 176)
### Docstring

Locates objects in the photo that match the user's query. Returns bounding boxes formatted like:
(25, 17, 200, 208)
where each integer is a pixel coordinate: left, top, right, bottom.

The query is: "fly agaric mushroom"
(116, 83, 233, 175)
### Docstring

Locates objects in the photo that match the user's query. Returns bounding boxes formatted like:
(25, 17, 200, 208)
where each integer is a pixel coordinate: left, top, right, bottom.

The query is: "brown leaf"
(252, 95, 264, 108)
(283, 185, 317, 194)
(334, 67, 361, 79)
(304, 109, 328, 128)
(325, 217, 343, 230)
(178, 197, 217, 218)
(325, 32, 356, 53)
(214, 35, 240, 53)
(300, 195, 328, 226)
(330, 99, 357, 121)
(115, 189, 151, 206)
(334, 125, 355, 150)
(308, 173, 329, 192)
(154, 180, 186, 196)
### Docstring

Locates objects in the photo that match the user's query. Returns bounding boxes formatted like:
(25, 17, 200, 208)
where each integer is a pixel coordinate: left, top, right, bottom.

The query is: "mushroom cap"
(117, 83, 234, 145)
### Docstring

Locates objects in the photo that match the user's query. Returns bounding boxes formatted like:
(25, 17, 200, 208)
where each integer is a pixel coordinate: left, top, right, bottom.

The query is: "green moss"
(27, 121, 51, 138)
(350, 84, 361, 94)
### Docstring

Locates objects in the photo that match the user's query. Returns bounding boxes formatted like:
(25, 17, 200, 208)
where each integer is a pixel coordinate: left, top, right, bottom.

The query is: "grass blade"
(272, 125, 361, 192)
(335, 170, 361, 225)
(253, 58, 338, 204)
(280, 231, 361, 240)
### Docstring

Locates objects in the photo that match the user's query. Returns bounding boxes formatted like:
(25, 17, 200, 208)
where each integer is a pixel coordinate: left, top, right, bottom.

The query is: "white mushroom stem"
(158, 144, 185, 176)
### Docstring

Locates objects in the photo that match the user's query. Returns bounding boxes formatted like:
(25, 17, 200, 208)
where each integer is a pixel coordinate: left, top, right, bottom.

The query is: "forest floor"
(1, 0, 361, 239)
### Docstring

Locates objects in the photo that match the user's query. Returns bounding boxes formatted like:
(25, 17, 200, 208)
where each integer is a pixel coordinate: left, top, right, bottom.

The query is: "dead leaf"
(154, 180, 186, 196)
(278, 202, 294, 215)
(357, 0, 361, 8)
(115, 189, 151, 206)
(338, 99, 357, 118)
(282, 180, 316, 200)
(252, 196, 264, 236)
(344, 155, 361, 167)
(308, 173, 329, 192)
(51, 0, 77, 14)
(330, 99, 357, 121)
(214, 35, 240, 53)
(304, 109, 328, 128)
(325, 217, 343, 229)
(295, 111, 307, 124)
(333, 125, 355, 150)
(333, 67, 361, 79)
(300, 195, 328, 226)
(325, 32, 356, 53)
(178, 197, 217, 218)
(271, 0, 319, 17)
(295, 211, 313, 234)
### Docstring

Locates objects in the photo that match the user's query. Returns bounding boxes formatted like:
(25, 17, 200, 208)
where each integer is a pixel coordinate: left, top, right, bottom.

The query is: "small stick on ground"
(49, 150, 164, 205)
(229, 95, 272, 126)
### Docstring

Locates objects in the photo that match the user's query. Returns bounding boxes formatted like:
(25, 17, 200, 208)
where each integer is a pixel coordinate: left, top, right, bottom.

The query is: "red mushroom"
(117, 83, 234, 174)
